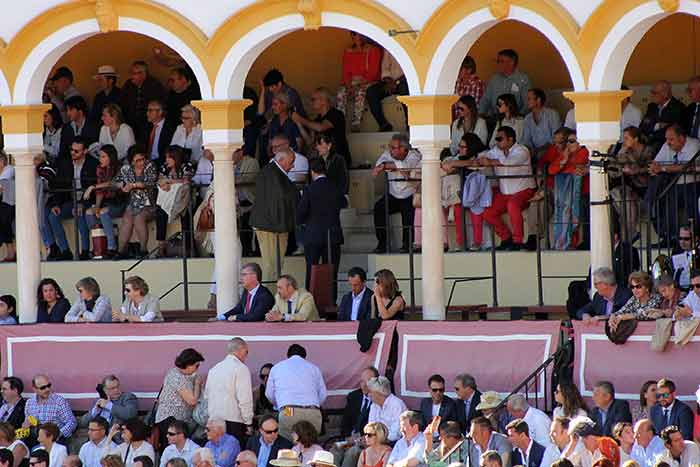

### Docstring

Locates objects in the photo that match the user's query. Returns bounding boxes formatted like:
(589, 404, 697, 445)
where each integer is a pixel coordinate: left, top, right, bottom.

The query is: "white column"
(412, 126, 450, 320)
(209, 143, 240, 316)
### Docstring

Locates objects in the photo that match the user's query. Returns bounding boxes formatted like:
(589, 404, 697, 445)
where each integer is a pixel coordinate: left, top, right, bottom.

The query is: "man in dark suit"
(337, 267, 372, 321)
(577, 267, 632, 321)
(683, 77, 700, 139)
(0, 377, 25, 429)
(144, 99, 176, 166)
(507, 419, 548, 467)
(120, 61, 167, 144)
(57, 96, 99, 161)
(420, 374, 457, 429)
(245, 414, 293, 467)
(250, 149, 299, 283)
(589, 381, 632, 437)
(650, 378, 694, 440)
(223, 263, 275, 322)
(296, 158, 344, 302)
(454, 373, 482, 435)
(165, 67, 202, 128)
(79, 375, 137, 429)
(640, 80, 685, 151)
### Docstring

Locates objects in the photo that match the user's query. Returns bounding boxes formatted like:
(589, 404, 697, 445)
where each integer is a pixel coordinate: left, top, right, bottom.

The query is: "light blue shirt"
(205, 434, 240, 467)
(265, 355, 327, 409)
(479, 70, 531, 116)
(160, 438, 200, 467)
(79, 438, 117, 467)
(90, 400, 114, 423)
(257, 438, 273, 467)
(387, 432, 426, 465)
(632, 436, 665, 467)
(521, 107, 561, 151)
(350, 288, 368, 321)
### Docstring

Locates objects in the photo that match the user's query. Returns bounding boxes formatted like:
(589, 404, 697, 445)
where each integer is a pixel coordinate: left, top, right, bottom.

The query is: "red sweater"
(342, 46, 382, 85)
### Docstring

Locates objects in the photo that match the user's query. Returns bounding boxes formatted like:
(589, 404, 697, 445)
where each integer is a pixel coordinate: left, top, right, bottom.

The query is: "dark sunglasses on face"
(37, 383, 52, 391)
(567, 139, 578, 144)
(430, 387, 445, 393)
(657, 392, 672, 399)
(124, 288, 133, 293)
(679, 236, 692, 241)
(630, 284, 644, 289)
(166, 431, 180, 436)
(363, 432, 376, 437)
(494, 136, 504, 142)
(262, 428, 278, 434)
(691, 283, 700, 289)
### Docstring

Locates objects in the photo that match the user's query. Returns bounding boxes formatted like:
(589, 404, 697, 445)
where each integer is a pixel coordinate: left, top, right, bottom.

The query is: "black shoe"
(524, 235, 537, 251)
(46, 244, 61, 261)
(78, 251, 92, 261)
(379, 123, 393, 132)
(59, 249, 74, 261)
(399, 246, 409, 254)
(373, 245, 387, 254)
(113, 252, 129, 261)
(104, 250, 117, 259)
(510, 242, 524, 251)
(496, 238, 514, 251)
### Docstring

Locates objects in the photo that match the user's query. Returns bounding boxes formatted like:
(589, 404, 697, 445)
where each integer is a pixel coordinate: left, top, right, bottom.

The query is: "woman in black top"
(36, 278, 70, 323)
(372, 269, 405, 320)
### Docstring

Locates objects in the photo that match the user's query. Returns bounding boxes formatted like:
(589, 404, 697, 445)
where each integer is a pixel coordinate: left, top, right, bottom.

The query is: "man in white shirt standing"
(206, 338, 254, 444)
(632, 419, 665, 467)
(367, 376, 408, 443)
(372, 133, 422, 253)
(160, 420, 200, 467)
(506, 394, 552, 448)
(386, 411, 426, 467)
(480, 126, 537, 251)
(78, 417, 117, 467)
(265, 344, 327, 440)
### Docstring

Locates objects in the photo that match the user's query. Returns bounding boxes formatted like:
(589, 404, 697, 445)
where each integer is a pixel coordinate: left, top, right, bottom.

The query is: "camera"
(96, 383, 107, 400)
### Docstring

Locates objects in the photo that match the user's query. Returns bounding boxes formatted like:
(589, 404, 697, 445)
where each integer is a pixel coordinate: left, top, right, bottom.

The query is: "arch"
(588, 1, 700, 90)
(423, 6, 586, 96)
(212, 7, 421, 99)
(0, 71, 11, 106)
(8, 1, 212, 105)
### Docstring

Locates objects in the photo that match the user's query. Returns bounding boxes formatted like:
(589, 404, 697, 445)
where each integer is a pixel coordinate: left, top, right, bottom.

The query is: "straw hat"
(309, 451, 336, 467)
(93, 65, 119, 79)
(475, 391, 502, 411)
(270, 450, 302, 467)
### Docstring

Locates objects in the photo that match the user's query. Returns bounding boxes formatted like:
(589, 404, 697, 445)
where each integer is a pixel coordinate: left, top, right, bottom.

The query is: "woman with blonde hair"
(357, 422, 391, 467)
(112, 275, 163, 322)
(372, 269, 405, 320)
(99, 103, 136, 161)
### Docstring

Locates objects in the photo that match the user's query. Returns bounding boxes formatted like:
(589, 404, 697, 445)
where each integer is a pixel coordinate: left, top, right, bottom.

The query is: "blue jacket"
(223, 285, 275, 322)
(462, 171, 492, 214)
(576, 286, 632, 320)
(650, 400, 695, 440)
(337, 287, 372, 321)
(589, 398, 632, 437)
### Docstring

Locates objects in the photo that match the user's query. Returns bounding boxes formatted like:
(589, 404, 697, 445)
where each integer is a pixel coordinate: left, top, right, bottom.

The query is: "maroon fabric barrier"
(0, 321, 396, 411)
(394, 321, 561, 408)
(574, 321, 700, 403)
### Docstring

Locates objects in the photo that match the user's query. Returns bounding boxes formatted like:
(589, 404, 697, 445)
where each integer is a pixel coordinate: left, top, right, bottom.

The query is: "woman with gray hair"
(171, 104, 203, 163)
(113, 275, 163, 322)
(64, 277, 112, 322)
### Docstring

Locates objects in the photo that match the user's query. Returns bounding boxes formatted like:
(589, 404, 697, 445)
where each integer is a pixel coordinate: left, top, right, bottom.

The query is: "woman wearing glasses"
(254, 363, 274, 416)
(608, 272, 663, 334)
(64, 277, 112, 322)
(104, 418, 155, 466)
(112, 275, 163, 323)
(357, 422, 390, 467)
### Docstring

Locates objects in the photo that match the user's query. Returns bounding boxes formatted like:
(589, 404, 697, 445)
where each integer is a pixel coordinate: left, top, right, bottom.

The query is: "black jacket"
(576, 286, 632, 320)
(251, 162, 298, 233)
(296, 176, 344, 245)
(58, 120, 99, 161)
(589, 398, 632, 437)
(511, 440, 546, 467)
(341, 388, 372, 437)
(420, 395, 458, 428)
(120, 76, 167, 144)
(337, 287, 372, 321)
(145, 119, 177, 165)
(0, 398, 25, 430)
(640, 97, 685, 148)
(48, 157, 99, 209)
(245, 434, 294, 467)
(455, 390, 482, 434)
(223, 285, 275, 322)
(166, 84, 202, 128)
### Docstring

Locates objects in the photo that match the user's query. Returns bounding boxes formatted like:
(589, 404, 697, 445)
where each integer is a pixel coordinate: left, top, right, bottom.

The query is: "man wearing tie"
(672, 227, 694, 290)
(265, 275, 319, 322)
(683, 77, 700, 139)
(223, 263, 275, 322)
(650, 378, 694, 440)
(145, 99, 175, 166)
(454, 374, 482, 435)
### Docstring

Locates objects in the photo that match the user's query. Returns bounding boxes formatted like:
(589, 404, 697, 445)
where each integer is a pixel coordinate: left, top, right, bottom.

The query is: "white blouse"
(171, 124, 203, 163)
(99, 123, 136, 161)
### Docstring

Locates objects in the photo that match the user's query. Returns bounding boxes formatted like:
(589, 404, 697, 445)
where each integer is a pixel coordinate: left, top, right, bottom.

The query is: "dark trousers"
(0, 202, 15, 245)
(304, 241, 341, 302)
(374, 194, 415, 250)
(366, 77, 408, 128)
(653, 181, 700, 241)
(240, 210, 254, 256)
(226, 420, 248, 446)
(155, 206, 193, 252)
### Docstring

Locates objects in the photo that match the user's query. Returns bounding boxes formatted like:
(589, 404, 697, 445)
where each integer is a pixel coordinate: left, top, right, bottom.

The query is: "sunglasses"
(657, 393, 672, 399)
(262, 428, 279, 434)
(567, 139, 578, 144)
(124, 288, 133, 293)
(494, 136, 504, 142)
(430, 387, 445, 393)
(363, 432, 376, 437)
(37, 383, 52, 391)
(630, 284, 644, 289)
(679, 236, 692, 241)
(259, 374, 269, 379)
(29, 462, 43, 466)
(166, 431, 180, 436)
(691, 283, 700, 289)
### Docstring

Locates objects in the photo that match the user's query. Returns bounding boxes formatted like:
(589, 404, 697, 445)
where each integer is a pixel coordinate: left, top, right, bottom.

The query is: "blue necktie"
(287, 301, 293, 315)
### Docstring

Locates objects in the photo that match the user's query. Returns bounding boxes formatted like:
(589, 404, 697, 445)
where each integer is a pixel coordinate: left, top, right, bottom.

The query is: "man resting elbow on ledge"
(265, 275, 319, 322)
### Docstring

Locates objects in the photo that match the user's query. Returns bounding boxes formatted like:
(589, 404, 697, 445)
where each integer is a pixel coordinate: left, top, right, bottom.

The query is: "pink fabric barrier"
(0, 321, 396, 411)
(394, 321, 561, 408)
(574, 321, 700, 402)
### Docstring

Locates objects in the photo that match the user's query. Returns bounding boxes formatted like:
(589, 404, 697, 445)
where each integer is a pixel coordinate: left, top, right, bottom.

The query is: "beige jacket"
(271, 288, 319, 321)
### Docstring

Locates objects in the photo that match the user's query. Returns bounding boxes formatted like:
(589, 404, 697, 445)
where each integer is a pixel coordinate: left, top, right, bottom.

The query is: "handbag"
(197, 197, 215, 232)
(143, 386, 162, 427)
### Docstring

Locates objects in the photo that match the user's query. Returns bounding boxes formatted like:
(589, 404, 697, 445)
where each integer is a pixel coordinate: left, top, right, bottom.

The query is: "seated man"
(655, 425, 700, 467)
(521, 88, 561, 159)
(469, 416, 512, 467)
(631, 419, 665, 467)
(24, 374, 77, 439)
(588, 381, 632, 438)
(204, 419, 240, 467)
(506, 419, 558, 467)
(368, 376, 408, 443)
(160, 420, 200, 467)
(506, 395, 552, 448)
(678, 269, 700, 318)
(28, 450, 49, 467)
(576, 267, 633, 322)
(386, 411, 426, 467)
(650, 379, 694, 440)
(245, 414, 293, 467)
(372, 133, 422, 253)
(0, 377, 26, 430)
(479, 126, 537, 251)
(265, 275, 319, 322)
(365, 51, 408, 133)
(80, 375, 137, 428)
(419, 374, 457, 430)
(337, 267, 372, 321)
(640, 81, 684, 151)
(79, 416, 117, 467)
(424, 419, 467, 465)
(222, 263, 275, 322)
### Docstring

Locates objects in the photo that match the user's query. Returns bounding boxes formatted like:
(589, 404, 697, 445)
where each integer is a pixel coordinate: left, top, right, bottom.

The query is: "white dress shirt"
(632, 436, 665, 467)
(160, 438, 200, 467)
(171, 124, 203, 163)
(672, 251, 692, 288)
(149, 119, 165, 161)
(288, 152, 309, 183)
(654, 137, 700, 184)
(387, 432, 426, 465)
(522, 407, 553, 448)
(368, 394, 408, 442)
(565, 108, 576, 130)
(105, 441, 156, 466)
(265, 355, 327, 409)
(482, 143, 536, 195)
(79, 438, 118, 467)
(350, 287, 368, 321)
(99, 124, 136, 161)
(375, 149, 422, 199)
(205, 354, 254, 425)
(681, 290, 700, 317)
(620, 103, 643, 141)
(655, 441, 700, 467)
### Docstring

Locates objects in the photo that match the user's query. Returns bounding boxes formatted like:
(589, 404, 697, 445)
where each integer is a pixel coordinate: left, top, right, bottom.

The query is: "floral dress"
(613, 293, 663, 320)
(114, 162, 158, 215)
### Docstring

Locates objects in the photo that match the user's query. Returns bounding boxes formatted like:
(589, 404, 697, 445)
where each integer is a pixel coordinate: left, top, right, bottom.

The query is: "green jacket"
(250, 161, 298, 232)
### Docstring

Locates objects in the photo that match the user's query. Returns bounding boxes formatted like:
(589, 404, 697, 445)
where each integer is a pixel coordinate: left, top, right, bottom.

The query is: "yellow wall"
(623, 13, 700, 85)
(49, 31, 183, 106)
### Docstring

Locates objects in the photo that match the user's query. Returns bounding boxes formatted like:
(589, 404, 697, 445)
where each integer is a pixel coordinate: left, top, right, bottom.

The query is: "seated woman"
(113, 145, 158, 260)
(553, 382, 588, 419)
(36, 278, 71, 323)
(103, 417, 156, 466)
(42, 105, 62, 163)
(64, 276, 112, 322)
(155, 146, 194, 258)
(612, 422, 634, 465)
(489, 94, 524, 148)
(357, 422, 391, 467)
(652, 274, 685, 318)
(171, 105, 203, 164)
(36, 423, 67, 467)
(0, 421, 28, 467)
(336, 31, 381, 132)
(609, 271, 663, 332)
(0, 295, 16, 325)
(84, 145, 122, 258)
(99, 104, 136, 162)
(450, 95, 488, 151)
(291, 420, 323, 467)
(112, 275, 163, 322)
(372, 269, 405, 320)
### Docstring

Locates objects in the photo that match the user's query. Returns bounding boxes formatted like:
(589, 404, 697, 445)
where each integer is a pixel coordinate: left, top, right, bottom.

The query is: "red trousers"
(483, 188, 536, 243)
